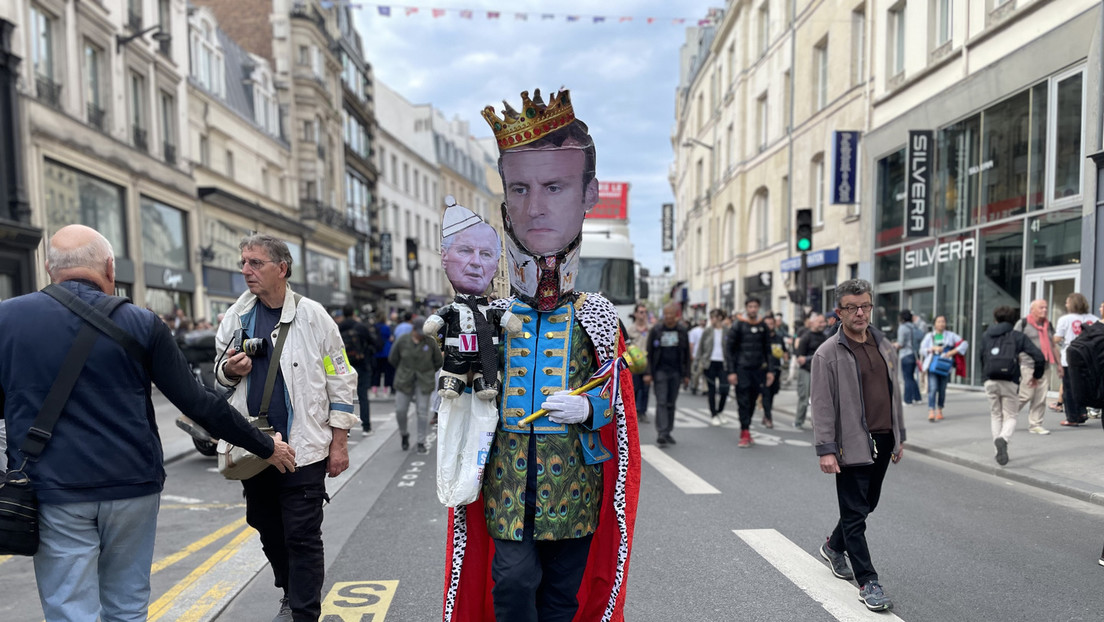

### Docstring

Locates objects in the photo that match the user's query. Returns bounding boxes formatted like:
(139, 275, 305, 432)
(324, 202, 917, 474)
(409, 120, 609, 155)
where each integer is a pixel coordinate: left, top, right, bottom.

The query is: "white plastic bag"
(436, 391, 498, 507)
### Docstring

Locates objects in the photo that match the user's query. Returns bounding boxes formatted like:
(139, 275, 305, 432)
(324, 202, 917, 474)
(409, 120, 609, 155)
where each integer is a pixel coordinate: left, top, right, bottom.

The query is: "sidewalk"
(767, 384, 1104, 506)
(156, 388, 395, 464)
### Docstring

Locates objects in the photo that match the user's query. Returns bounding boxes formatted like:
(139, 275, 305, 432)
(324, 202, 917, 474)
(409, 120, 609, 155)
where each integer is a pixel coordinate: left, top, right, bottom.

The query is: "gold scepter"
(518, 351, 634, 426)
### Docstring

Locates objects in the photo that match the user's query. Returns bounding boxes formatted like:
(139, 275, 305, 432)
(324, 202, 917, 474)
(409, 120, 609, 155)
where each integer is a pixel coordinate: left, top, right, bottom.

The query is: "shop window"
(1026, 208, 1081, 270)
(975, 221, 1024, 374)
(875, 148, 906, 247)
(285, 241, 305, 286)
(902, 239, 936, 281)
(1049, 68, 1084, 203)
(934, 232, 976, 382)
(874, 291, 900, 335)
(43, 160, 128, 255)
(934, 114, 979, 233)
(141, 197, 189, 269)
(875, 248, 901, 284)
(977, 90, 1030, 224)
(1027, 82, 1048, 211)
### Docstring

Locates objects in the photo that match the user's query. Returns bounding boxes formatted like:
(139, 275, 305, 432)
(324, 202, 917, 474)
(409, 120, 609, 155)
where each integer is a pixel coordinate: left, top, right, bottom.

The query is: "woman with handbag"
(920, 315, 969, 422)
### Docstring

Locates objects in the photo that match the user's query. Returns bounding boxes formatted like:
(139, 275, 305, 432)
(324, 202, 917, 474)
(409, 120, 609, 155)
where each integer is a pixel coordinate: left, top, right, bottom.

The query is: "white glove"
(541, 391, 591, 425)
(423, 315, 444, 335)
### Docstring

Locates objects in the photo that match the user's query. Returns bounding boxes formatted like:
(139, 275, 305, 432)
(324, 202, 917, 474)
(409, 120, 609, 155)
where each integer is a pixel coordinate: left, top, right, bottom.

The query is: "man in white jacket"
(216, 233, 359, 622)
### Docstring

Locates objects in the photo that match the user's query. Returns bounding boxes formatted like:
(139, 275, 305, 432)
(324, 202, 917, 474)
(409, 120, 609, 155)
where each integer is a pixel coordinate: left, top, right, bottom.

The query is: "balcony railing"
(301, 199, 345, 230)
(133, 126, 148, 152)
(127, 10, 142, 31)
(163, 142, 176, 165)
(87, 102, 105, 131)
(36, 75, 61, 108)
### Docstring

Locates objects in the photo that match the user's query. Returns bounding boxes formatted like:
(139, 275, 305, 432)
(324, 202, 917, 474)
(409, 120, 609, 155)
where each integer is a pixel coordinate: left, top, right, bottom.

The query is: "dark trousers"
(827, 432, 893, 587)
(1062, 365, 1087, 422)
(631, 373, 650, 419)
(491, 534, 593, 622)
(373, 357, 394, 389)
(900, 355, 921, 403)
(761, 370, 780, 420)
(734, 367, 767, 430)
(653, 368, 681, 437)
(354, 361, 371, 430)
(242, 461, 329, 622)
(704, 361, 729, 415)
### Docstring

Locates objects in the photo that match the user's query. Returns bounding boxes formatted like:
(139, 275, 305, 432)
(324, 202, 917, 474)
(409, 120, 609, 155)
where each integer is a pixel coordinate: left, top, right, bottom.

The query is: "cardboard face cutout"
(482, 88, 599, 310)
(440, 198, 501, 296)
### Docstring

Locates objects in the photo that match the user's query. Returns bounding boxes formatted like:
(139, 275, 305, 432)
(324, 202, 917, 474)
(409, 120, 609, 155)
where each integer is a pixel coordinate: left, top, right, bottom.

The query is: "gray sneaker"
(273, 597, 292, 622)
(819, 542, 853, 580)
(858, 581, 892, 611)
(995, 437, 1009, 466)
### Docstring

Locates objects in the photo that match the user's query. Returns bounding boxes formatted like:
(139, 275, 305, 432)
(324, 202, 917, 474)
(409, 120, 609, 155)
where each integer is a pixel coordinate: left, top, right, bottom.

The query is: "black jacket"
(646, 322, 690, 378)
(796, 330, 830, 371)
(981, 322, 1045, 383)
(725, 317, 779, 373)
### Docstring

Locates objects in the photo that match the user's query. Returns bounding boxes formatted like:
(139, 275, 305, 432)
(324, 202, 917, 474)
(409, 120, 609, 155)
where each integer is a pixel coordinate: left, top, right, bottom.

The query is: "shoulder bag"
(217, 296, 299, 480)
(0, 287, 135, 555)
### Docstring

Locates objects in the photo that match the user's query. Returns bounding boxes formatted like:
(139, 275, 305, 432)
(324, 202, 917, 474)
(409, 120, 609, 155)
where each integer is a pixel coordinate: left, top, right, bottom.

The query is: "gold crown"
(482, 89, 576, 150)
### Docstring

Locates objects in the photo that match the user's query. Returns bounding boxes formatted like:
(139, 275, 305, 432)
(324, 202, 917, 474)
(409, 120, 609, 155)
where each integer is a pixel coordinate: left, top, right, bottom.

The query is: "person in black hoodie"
(726, 297, 778, 447)
(981, 305, 1045, 466)
(645, 301, 690, 447)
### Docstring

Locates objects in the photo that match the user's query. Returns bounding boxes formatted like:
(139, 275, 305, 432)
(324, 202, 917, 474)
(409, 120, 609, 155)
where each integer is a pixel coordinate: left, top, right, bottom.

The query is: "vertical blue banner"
(831, 131, 859, 205)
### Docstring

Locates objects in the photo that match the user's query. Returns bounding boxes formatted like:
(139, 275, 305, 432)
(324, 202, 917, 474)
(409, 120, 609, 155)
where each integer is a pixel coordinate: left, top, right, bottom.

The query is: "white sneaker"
(1028, 426, 1050, 435)
(710, 415, 723, 427)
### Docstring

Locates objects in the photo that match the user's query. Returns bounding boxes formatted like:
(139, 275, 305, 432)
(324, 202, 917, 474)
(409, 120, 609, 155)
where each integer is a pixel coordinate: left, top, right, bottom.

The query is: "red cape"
(442, 333, 641, 621)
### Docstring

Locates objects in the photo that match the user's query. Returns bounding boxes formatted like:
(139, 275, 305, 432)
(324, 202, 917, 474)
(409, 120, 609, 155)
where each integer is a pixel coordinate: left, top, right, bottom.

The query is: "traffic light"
(405, 237, 419, 272)
(796, 208, 813, 252)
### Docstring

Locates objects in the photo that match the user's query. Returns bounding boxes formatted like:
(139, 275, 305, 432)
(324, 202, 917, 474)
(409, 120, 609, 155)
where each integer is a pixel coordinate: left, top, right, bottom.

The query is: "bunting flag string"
(317, 1, 714, 25)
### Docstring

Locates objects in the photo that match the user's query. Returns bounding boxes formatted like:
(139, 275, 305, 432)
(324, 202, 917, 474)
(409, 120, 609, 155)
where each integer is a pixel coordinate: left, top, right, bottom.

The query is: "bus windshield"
(577, 257, 635, 306)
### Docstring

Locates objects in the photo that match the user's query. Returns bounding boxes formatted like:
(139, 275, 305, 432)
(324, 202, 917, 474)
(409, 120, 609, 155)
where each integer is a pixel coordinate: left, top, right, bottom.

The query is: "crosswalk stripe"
(639, 445, 721, 494)
(733, 529, 906, 621)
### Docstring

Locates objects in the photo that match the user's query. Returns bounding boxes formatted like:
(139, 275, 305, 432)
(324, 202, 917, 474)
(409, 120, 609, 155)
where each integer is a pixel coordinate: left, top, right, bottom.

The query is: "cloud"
(358, 0, 717, 272)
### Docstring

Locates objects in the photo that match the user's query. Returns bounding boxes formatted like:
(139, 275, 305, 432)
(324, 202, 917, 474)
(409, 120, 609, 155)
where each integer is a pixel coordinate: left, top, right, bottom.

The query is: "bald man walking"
(0, 225, 294, 621)
(644, 302, 690, 447)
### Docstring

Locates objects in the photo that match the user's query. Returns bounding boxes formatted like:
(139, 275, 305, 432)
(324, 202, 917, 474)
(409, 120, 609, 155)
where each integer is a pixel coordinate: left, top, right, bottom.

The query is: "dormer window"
(189, 10, 224, 98)
(251, 59, 279, 136)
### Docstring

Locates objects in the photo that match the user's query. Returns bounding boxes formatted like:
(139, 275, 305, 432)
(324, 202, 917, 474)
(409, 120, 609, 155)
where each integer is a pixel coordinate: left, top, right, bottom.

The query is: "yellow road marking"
(321, 581, 399, 621)
(146, 526, 255, 622)
(0, 555, 10, 566)
(151, 516, 248, 575)
(176, 580, 234, 622)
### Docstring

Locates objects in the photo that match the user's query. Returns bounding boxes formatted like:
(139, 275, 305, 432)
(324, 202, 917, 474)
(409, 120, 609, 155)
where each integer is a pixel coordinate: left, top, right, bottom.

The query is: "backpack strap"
(19, 293, 131, 462)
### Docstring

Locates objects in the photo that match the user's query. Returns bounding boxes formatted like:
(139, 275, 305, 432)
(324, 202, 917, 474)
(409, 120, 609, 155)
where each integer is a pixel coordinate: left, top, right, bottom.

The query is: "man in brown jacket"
(810, 279, 906, 612)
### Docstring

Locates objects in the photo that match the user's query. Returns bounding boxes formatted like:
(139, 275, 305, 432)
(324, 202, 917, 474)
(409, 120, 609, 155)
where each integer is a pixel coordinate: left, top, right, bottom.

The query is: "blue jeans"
(900, 355, 921, 404)
(34, 493, 160, 622)
(928, 372, 949, 409)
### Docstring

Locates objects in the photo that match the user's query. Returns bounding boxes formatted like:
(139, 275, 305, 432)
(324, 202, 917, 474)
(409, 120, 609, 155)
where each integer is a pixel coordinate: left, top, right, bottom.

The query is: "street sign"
(380, 232, 392, 272)
(831, 130, 859, 204)
(907, 130, 933, 238)
(661, 203, 674, 251)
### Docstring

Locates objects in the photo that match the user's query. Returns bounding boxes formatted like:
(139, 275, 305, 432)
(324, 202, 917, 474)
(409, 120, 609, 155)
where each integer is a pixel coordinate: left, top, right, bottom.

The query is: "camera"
(232, 329, 268, 357)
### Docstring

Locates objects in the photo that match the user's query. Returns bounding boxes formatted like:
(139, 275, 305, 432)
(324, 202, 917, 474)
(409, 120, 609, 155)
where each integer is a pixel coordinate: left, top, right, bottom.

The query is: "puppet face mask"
(500, 148, 597, 257)
(442, 223, 500, 296)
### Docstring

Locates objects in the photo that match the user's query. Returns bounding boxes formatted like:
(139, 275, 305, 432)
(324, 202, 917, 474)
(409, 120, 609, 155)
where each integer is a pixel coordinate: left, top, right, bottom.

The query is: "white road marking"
(734, 529, 906, 622)
(162, 495, 205, 504)
(639, 445, 721, 494)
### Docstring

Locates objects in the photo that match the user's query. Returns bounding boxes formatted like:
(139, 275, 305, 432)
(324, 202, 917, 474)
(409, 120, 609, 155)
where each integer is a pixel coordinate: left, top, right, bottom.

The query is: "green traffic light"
(797, 238, 811, 251)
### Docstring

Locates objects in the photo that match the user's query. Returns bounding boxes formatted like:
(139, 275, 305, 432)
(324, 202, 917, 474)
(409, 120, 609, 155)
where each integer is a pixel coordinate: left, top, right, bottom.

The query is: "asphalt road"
(2, 389, 1104, 621)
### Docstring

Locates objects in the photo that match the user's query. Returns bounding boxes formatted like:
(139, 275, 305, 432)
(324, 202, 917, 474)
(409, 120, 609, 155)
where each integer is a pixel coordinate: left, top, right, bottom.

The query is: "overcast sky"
(356, 0, 719, 275)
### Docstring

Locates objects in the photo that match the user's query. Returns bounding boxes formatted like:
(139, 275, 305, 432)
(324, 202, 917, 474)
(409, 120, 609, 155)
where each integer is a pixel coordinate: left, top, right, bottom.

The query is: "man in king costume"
(442, 88, 641, 622)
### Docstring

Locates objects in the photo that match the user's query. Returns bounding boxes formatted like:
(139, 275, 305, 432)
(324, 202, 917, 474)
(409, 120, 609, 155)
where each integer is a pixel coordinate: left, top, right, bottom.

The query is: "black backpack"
(983, 330, 1020, 382)
(1067, 320, 1104, 409)
(341, 323, 367, 365)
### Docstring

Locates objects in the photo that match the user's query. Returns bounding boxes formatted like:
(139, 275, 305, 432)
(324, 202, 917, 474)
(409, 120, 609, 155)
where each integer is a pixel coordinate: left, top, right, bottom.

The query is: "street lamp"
(116, 25, 172, 52)
(681, 137, 714, 150)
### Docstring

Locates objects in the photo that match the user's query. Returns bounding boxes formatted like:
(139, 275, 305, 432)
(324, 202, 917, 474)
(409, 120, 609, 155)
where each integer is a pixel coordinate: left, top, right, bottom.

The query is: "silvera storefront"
(864, 17, 1100, 387)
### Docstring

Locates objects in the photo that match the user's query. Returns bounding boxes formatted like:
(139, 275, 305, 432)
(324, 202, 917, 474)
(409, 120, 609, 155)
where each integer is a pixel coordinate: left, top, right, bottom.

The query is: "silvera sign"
(906, 130, 933, 238)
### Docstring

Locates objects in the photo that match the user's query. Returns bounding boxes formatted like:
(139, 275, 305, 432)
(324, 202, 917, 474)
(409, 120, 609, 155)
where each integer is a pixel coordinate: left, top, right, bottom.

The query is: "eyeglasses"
(239, 258, 276, 271)
(839, 303, 874, 315)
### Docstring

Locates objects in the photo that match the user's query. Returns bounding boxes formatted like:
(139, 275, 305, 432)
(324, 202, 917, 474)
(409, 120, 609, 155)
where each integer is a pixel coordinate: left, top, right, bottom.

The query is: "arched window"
(752, 188, 769, 251)
(724, 204, 737, 258)
(251, 57, 279, 136)
(189, 10, 224, 98)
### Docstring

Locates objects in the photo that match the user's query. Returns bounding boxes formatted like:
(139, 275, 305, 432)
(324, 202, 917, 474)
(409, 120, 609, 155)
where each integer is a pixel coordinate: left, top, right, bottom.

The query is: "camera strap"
(257, 293, 300, 423)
